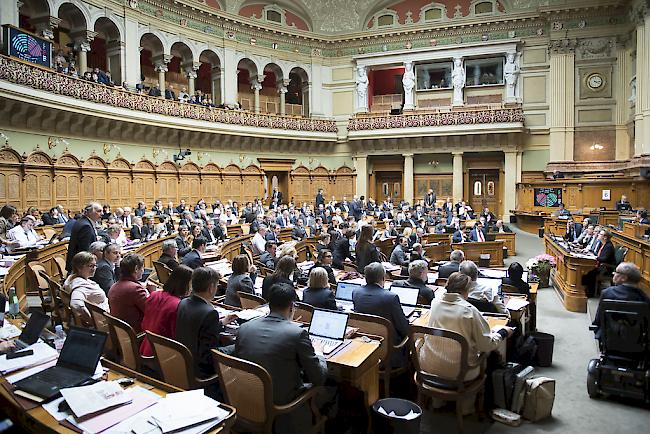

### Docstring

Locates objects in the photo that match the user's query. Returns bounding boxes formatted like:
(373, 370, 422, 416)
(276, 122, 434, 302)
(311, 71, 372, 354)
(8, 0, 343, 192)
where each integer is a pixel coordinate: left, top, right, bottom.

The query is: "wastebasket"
(532, 331, 555, 367)
(371, 398, 422, 434)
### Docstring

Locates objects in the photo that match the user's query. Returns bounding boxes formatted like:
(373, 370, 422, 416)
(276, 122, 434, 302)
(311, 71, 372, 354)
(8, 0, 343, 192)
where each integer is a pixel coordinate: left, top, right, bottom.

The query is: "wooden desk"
(493, 232, 516, 256)
(511, 211, 547, 234)
(327, 338, 381, 407)
(544, 234, 596, 312)
(424, 243, 451, 262)
(451, 241, 504, 267)
(412, 309, 508, 329)
(611, 228, 650, 295)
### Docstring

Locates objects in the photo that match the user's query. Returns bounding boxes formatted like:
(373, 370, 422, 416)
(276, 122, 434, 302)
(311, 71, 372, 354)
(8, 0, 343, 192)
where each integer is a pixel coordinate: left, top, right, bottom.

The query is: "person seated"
(501, 262, 530, 297)
(460, 260, 509, 315)
(438, 249, 464, 279)
(291, 218, 307, 241)
(157, 239, 180, 271)
(636, 209, 650, 225)
(355, 225, 380, 273)
(469, 222, 487, 242)
(564, 219, 582, 242)
(176, 267, 237, 382)
(582, 228, 616, 297)
(262, 256, 296, 301)
(480, 207, 497, 227)
(259, 241, 278, 270)
(452, 226, 468, 243)
(92, 243, 121, 295)
(108, 253, 153, 333)
(303, 267, 338, 310)
(6, 215, 41, 251)
(353, 262, 410, 368)
(64, 252, 110, 326)
(251, 224, 267, 255)
(175, 225, 191, 257)
(234, 283, 328, 434)
(409, 243, 428, 266)
(224, 254, 258, 308)
(130, 216, 147, 241)
(383, 220, 398, 238)
(181, 237, 206, 270)
(140, 265, 192, 356)
(552, 202, 571, 217)
(309, 249, 336, 285)
(491, 219, 512, 233)
(592, 262, 650, 338)
(392, 260, 435, 305)
(419, 272, 513, 411)
(331, 229, 355, 270)
(615, 195, 633, 212)
(389, 236, 410, 267)
(576, 224, 595, 247)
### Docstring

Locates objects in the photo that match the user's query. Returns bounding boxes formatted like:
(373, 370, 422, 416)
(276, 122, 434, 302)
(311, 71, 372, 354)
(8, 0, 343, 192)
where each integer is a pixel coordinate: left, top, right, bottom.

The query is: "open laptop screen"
(390, 285, 419, 307)
(57, 328, 107, 374)
(18, 311, 49, 345)
(336, 282, 361, 301)
(309, 309, 348, 340)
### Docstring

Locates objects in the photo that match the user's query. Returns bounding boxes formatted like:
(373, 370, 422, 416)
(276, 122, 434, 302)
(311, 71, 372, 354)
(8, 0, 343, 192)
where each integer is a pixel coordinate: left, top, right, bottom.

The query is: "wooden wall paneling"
(23, 151, 54, 211)
(201, 163, 222, 204)
(414, 174, 453, 200)
(310, 166, 330, 201)
(82, 155, 108, 205)
(290, 166, 311, 205)
(0, 148, 22, 209)
(107, 158, 133, 209)
(54, 153, 82, 212)
(222, 164, 242, 203)
(242, 165, 264, 204)
(178, 162, 202, 205)
(334, 166, 355, 199)
(133, 160, 157, 206)
(156, 161, 179, 205)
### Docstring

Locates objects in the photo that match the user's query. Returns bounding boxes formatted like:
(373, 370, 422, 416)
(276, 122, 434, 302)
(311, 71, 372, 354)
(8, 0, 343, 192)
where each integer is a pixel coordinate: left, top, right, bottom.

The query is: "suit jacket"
(108, 277, 149, 333)
(331, 238, 353, 269)
(264, 231, 280, 244)
(596, 240, 616, 268)
(389, 245, 409, 266)
(66, 216, 97, 271)
(259, 251, 277, 269)
(130, 225, 144, 240)
(224, 272, 257, 307)
(92, 258, 119, 294)
(165, 89, 176, 100)
(272, 191, 283, 204)
(176, 294, 224, 378)
(261, 275, 294, 301)
(424, 193, 436, 208)
(355, 241, 380, 273)
(175, 236, 191, 257)
(134, 208, 146, 217)
(615, 201, 633, 211)
(42, 213, 57, 226)
(592, 284, 650, 337)
(291, 226, 307, 240)
(438, 261, 461, 279)
(309, 263, 336, 286)
(181, 250, 204, 269)
(235, 313, 327, 433)
(302, 286, 337, 310)
(139, 291, 181, 357)
(564, 225, 582, 242)
(392, 277, 435, 305)
(469, 228, 487, 242)
(157, 253, 179, 271)
(315, 193, 325, 207)
(452, 230, 465, 243)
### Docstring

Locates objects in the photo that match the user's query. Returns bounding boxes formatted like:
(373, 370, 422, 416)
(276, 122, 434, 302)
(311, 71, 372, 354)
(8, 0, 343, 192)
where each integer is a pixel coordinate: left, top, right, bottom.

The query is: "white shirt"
(252, 232, 266, 255)
(7, 225, 39, 248)
(467, 281, 509, 315)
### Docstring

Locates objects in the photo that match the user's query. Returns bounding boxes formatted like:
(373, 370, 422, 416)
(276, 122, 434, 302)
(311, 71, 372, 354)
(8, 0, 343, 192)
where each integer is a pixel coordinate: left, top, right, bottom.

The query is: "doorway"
(469, 170, 499, 213)
(265, 171, 288, 204)
(375, 171, 402, 203)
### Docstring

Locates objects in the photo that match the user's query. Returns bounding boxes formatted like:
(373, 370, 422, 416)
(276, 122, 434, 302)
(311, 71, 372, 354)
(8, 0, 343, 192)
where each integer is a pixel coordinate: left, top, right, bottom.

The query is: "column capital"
(548, 38, 578, 55)
(452, 151, 464, 156)
(153, 55, 172, 72)
(250, 76, 263, 91)
(71, 30, 98, 51)
(629, 0, 649, 26)
(31, 15, 61, 40)
(402, 153, 414, 158)
(277, 82, 288, 94)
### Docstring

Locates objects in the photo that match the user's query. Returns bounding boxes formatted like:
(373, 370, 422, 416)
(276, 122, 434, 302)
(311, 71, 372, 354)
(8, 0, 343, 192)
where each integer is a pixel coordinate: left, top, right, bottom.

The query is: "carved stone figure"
(402, 61, 416, 110)
(451, 57, 465, 105)
(355, 66, 369, 112)
(504, 52, 519, 102)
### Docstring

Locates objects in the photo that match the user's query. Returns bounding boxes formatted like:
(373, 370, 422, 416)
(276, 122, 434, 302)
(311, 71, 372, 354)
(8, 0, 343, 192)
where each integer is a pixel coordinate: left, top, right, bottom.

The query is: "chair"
(146, 331, 219, 390)
(347, 312, 409, 397)
(212, 349, 326, 434)
(596, 246, 629, 296)
(152, 261, 172, 285)
(42, 227, 56, 240)
(435, 278, 448, 287)
(239, 292, 267, 309)
(105, 313, 153, 373)
(35, 269, 58, 325)
(53, 255, 68, 282)
(293, 302, 314, 324)
(500, 283, 520, 294)
(410, 325, 487, 434)
(85, 302, 117, 360)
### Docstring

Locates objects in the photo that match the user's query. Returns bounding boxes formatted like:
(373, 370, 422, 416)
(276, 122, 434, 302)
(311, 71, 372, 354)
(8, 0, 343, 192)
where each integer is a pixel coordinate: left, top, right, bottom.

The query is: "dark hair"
(265, 240, 277, 251)
(358, 225, 373, 244)
(120, 253, 144, 275)
(191, 267, 221, 294)
(317, 249, 332, 262)
(192, 237, 207, 249)
(163, 265, 192, 297)
(268, 283, 295, 311)
(273, 255, 296, 281)
(344, 229, 355, 239)
(640, 209, 648, 219)
(232, 254, 250, 275)
(0, 205, 17, 220)
(507, 262, 524, 280)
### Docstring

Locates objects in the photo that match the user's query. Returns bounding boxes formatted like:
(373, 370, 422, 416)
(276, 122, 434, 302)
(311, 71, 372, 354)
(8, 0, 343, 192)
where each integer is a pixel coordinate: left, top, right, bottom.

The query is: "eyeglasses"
(87, 263, 97, 268)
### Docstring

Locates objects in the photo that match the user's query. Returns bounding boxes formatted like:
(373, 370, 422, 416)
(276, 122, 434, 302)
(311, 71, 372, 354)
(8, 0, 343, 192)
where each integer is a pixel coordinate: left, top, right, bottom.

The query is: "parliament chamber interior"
(1, 0, 650, 433)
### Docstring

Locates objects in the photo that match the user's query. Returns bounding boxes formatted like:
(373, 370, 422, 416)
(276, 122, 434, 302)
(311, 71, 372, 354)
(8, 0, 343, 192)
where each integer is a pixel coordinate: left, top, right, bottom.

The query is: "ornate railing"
(0, 56, 338, 133)
(348, 106, 525, 131)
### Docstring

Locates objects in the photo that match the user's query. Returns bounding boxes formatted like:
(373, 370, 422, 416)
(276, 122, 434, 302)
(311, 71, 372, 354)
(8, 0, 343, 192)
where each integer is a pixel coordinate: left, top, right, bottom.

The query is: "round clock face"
(587, 74, 604, 90)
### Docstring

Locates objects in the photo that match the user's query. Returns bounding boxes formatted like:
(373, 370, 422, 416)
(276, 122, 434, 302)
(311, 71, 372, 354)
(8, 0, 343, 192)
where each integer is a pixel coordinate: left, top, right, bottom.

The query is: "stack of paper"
(235, 309, 266, 321)
(149, 390, 229, 432)
(61, 381, 132, 419)
(0, 342, 58, 374)
(0, 323, 22, 339)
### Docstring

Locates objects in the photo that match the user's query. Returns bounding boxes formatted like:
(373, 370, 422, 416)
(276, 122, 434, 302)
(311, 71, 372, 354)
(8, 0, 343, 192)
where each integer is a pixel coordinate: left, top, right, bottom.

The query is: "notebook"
(390, 285, 420, 317)
(308, 309, 349, 355)
(335, 282, 360, 310)
(13, 311, 50, 351)
(13, 327, 107, 402)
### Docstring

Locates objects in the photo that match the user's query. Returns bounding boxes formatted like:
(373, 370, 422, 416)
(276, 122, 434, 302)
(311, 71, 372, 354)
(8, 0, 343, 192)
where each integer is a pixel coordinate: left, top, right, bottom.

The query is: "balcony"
(0, 56, 338, 140)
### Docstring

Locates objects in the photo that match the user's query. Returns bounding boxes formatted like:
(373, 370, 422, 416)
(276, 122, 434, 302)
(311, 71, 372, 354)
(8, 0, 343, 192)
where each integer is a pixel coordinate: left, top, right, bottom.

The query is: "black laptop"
(14, 327, 107, 402)
(14, 311, 50, 351)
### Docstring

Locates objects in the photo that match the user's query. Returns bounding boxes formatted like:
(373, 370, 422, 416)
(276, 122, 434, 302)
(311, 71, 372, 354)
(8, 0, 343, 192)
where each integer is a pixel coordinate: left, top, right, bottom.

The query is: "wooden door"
(469, 170, 499, 213)
(375, 172, 402, 203)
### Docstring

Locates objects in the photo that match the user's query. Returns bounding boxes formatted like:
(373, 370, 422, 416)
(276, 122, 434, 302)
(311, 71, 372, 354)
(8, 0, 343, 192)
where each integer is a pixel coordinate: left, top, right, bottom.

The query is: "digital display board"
(534, 187, 562, 207)
(3, 25, 51, 68)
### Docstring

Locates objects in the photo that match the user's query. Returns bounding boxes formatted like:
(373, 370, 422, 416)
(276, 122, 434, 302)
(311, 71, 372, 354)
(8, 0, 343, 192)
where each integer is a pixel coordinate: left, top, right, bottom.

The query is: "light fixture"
(49, 137, 69, 149)
(427, 160, 440, 167)
(589, 143, 604, 151)
(103, 143, 120, 155)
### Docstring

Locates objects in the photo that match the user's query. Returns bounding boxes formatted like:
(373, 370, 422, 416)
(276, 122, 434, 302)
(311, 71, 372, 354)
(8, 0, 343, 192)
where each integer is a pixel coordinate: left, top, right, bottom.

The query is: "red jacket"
(108, 276, 149, 333)
(139, 291, 181, 356)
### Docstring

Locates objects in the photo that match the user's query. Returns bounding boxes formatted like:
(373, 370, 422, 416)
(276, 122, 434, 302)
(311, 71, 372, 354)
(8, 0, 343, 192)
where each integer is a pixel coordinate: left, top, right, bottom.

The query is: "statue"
(402, 61, 416, 110)
(355, 66, 369, 112)
(504, 52, 519, 102)
(451, 57, 465, 105)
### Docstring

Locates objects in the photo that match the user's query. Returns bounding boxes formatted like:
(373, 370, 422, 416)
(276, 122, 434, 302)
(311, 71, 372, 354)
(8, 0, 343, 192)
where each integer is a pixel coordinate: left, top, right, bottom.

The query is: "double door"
(469, 170, 499, 213)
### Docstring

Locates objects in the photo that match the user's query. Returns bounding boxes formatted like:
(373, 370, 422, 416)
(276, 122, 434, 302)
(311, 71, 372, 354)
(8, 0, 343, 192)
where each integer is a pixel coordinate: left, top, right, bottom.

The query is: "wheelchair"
(587, 300, 650, 403)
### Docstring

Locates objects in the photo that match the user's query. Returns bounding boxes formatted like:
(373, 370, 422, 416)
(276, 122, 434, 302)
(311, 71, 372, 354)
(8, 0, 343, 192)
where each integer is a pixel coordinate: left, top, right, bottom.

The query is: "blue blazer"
(469, 228, 486, 242)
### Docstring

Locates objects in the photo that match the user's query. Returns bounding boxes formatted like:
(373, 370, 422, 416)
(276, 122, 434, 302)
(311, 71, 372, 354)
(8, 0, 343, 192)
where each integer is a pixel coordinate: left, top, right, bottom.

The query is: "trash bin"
(532, 332, 555, 367)
(371, 398, 422, 434)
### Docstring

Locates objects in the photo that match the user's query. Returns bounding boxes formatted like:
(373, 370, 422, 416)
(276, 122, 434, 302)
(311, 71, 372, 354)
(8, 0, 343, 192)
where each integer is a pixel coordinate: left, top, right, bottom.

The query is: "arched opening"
(263, 63, 283, 114)
(198, 50, 222, 105)
(56, 2, 90, 75)
(168, 41, 195, 101)
(139, 33, 164, 93)
(289, 67, 309, 116)
(92, 17, 121, 84)
(18, 0, 50, 36)
(237, 58, 258, 111)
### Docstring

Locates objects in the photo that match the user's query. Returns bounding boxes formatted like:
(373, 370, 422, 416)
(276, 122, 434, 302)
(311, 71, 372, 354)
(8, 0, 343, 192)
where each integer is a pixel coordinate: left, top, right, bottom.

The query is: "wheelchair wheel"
(587, 360, 600, 399)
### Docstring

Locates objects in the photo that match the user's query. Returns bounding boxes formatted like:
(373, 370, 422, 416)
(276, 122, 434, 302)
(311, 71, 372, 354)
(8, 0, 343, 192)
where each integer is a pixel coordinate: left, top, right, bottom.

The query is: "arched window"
(424, 8, 443, 21)
(474, 1, 494, 15)
(473, 181, 482, 196)
(266, 9, 282, 23)
(377, 14, 394, 27)
(419, 3, 447, 24)
(369, 9, 399, 29)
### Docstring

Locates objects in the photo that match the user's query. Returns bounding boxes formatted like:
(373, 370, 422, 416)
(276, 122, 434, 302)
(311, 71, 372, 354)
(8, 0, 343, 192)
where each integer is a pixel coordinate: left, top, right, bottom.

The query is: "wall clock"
(587, 73, 604, 90)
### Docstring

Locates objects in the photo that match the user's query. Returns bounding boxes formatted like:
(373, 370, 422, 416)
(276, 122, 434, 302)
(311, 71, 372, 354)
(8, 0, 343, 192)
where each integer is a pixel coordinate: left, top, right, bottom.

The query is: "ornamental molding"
(548, 38, 578, 54)
(576, 37, 616, 60)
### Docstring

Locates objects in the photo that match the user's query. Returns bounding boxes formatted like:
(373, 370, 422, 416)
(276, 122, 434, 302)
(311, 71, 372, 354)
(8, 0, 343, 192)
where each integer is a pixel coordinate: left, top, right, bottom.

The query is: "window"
(266, 10, 282, 23)
(465, 57, 504, 87)
(377, 14, 394, 27)
(415, 62, 453, 90)
(424, 8, 443, 21)
(475, 1, 494, 14)
(473, 181, 482, 196)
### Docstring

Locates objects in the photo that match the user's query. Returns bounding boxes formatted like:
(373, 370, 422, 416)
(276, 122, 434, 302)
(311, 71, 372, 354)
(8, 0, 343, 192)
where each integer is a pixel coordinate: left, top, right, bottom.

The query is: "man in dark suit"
(491, 220, 512, 233)
(176, 199, 187, 214)
(615, 195, 633, 212)
(452, 227, 467, 243)
(148, 84, 161, 97)
(291, 219, 307, 241)
(438, 250, 465, 278)
(424, 189, 437, 210)
(265, 223, 281, 244)
(469, 222, 487, 242)
(564, 220, 583, 242)
(315, 189, 325, 208)
(271, 187, 283, 205)
(592, 262, 649, 338)
(389, 236, 410, 266)
(353, 262, 410, 367)
(175, 225, 191, 257)
(351, 196, 363, 220)
(181, 237, 207, 270)
(392, 259, 435, 305)
(92, 243, 121, 294)
(157, 239, 179, 271)
(234, 283, 328, 434)
(259, 241, 277, 269)
(66, 202, 102, 271)
(164, 85, 176, 100)
(583, 229, 617, 297)
(42, 207, 60, 226)
(176, 268, 236, 381)
(276, 210, 291, 228)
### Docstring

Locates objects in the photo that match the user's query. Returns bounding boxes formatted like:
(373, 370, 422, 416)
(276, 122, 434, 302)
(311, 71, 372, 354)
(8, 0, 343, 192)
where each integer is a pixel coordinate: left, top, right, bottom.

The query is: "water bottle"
(54, 325, 66, 352)
(8, 287, 19, 317)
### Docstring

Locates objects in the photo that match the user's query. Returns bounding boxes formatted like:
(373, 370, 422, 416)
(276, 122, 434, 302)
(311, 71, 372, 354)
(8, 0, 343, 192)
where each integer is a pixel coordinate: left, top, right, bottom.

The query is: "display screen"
(534, 188, 562, 207)
(5, 25, 51, 68)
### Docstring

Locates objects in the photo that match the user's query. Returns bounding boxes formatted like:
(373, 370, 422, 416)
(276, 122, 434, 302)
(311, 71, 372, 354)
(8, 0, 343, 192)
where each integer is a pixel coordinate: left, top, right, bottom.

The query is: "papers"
(60, 381, 131, 419)
(382, 262, 401, 272)
(506, 297, 529, 311)
(0, 323, 22, 340)
(5, 359, 56, 384)
(0, 342, 58, 374)
(206, 259, 233, 277)
(235, 306, 269, 321)
(42, 396, 70, 422)
(479, 268, 508, 279)
(377, 406, 420, 420)
(297, 260, 314, 272)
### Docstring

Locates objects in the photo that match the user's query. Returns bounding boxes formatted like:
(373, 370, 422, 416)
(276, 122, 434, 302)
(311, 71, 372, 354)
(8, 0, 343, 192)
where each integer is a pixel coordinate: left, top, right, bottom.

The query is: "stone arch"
(170, 40, 197, 65)
(140, 32, 165, 58)
(83, 155, 107, 169)
(56, 1, 89, 32)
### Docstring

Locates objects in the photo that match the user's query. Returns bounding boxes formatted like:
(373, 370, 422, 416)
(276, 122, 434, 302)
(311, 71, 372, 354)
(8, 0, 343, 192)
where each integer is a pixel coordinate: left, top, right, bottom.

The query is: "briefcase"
(492, 363, 534, 411)
(522, 377, 555, 421)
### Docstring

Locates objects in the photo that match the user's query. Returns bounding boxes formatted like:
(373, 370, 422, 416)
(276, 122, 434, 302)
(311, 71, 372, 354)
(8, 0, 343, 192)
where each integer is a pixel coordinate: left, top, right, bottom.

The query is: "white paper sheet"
(61, 381, 132, 418)
(0, 342, 58, 373)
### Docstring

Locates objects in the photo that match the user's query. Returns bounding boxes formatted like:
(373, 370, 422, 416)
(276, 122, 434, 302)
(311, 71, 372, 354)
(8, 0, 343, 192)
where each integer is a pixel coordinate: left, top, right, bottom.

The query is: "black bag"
(492, 362, 535, 410)
(507, 335, 538, 366)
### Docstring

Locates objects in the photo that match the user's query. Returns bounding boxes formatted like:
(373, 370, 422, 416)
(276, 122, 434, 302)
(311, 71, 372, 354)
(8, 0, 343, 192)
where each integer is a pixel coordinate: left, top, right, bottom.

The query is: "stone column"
(72, 30, 97, 75)
(516, 152, 523, 183)
(0, 0, 19, 46)
(223, 47, 238, 106)
(211, 67, 223, 104)
(277, 79, 289, 115)
(184, 62, 200, 96)
(634, 9, 650, 156)
(403, 153, 414, 205)
(615, 39, 632, 160)
(123, 16, 140, 88)
(30, 15, 61, 41)
(452, 152, 463, 203)
(503, 151, 518, 221)
(153, 55, 171, 96)
(548, 39, 577, 161)
(250, 75, 264, 113)
(355, 156, 368, 198)
(301, 82, 311, 116)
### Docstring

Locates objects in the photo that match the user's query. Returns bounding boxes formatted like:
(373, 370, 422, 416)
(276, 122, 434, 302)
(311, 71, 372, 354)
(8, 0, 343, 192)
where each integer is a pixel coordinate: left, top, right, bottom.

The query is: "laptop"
(390, 285, 420, 317)
(308, 309, 349, 355)
(13, 311, 50, 351)
(14, 327, 107, 401)
(335, 282, 360, 311)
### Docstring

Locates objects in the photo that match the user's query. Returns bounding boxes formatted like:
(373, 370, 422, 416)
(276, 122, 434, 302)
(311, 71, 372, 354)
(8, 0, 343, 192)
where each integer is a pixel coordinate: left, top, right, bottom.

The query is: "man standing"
(272, 187, 283, 205)
(424, 189, 437, 210)
(66, 202, 102, 271)
(315, 188, 325, 208)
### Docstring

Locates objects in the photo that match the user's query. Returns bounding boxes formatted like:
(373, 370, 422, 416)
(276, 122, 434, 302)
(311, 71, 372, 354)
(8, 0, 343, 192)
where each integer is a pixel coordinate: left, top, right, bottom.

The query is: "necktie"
(478, 230, 484, 242)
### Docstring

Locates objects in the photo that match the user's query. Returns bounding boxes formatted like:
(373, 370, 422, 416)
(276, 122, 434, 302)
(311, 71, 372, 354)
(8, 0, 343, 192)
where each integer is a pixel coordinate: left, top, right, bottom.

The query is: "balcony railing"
(348, 105, 525, 131)
(0, 56, 337, 133)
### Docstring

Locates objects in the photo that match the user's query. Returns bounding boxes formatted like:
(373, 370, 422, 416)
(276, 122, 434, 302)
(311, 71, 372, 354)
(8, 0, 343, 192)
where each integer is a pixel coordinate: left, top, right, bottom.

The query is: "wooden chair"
(53, 255, 68, 282)
(105, 313, 153, 373)
(293, 302, 314, 324)
(435, 278, 448, 287)
(410, 325, 487, 434)
(212, 349, 326, 434)
(500, 283, 520, 294)
(238, 292, 267, 309)
(42, 227, 56, 241)
(152, 261, 172, 285)
(85, 302, 117, 360)
(347, 312, 409, 397)
(35, 269, 58, 325)
(146, 331, 219, 390)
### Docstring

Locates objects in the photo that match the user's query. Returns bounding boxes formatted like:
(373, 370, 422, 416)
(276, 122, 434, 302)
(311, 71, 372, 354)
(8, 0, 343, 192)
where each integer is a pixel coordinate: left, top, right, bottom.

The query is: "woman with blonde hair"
(303, 267, 337, 310)
(64, 251, 110, 326)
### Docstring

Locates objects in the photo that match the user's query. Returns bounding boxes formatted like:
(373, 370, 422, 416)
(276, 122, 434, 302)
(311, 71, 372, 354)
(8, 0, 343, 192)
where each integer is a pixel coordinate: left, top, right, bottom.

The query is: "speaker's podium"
(451, 241, 505, 267)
